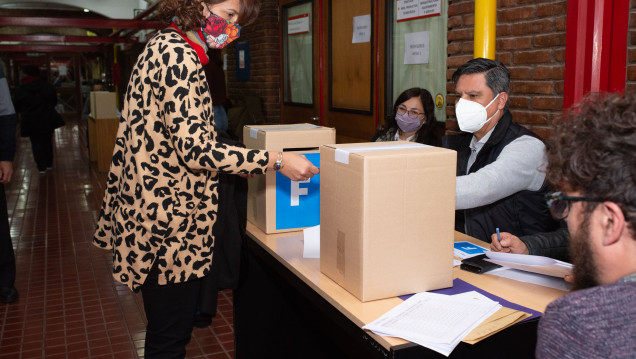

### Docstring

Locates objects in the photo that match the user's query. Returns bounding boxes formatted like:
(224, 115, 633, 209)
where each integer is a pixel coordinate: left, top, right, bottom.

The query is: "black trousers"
(0, 183, 16, 289)
(140, 262, 202, 359)
(29, 131, 53, 171)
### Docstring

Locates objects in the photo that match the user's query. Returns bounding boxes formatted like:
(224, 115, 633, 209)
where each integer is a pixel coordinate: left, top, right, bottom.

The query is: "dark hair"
(158, 0, 261, 32)
(376, 88, 439, 145)
(452, 58, 510, 109)
(546, 92, 636, 233)
(22, 65, 41, 77)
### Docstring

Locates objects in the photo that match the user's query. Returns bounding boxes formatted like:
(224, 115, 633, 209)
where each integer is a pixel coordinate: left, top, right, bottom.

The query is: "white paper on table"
(488, 267, 573, 291)
(302, 225, 320, 258)
(453, 259, 462, 267)
(363, 291, 500, 357)
(484, 251, 573, 278)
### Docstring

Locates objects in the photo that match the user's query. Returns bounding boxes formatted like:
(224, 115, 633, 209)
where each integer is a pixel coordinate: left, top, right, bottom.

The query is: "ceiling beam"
(110, 2, 161, 39)
(0, 44, 105, 53)
(0, 16, 164, 29)
(0, 34, 138, 44)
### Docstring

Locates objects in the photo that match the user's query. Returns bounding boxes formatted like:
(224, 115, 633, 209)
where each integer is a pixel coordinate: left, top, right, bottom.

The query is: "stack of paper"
(363, 291, 501, 356)
(484, 251, 573, 277)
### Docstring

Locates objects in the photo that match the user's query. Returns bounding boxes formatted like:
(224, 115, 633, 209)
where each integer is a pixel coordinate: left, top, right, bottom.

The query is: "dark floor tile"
(1, 119, 235, 359)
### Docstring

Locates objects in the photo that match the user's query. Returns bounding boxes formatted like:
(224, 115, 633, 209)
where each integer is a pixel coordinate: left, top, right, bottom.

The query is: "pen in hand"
(491, 227, 504, 252)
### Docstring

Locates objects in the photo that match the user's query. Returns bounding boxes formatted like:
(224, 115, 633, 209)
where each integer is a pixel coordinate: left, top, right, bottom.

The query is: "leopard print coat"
(93, 28, 268, 292)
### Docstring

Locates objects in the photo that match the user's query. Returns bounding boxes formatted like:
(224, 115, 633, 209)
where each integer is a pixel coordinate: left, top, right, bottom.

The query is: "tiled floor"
(0, 118, 235, 358)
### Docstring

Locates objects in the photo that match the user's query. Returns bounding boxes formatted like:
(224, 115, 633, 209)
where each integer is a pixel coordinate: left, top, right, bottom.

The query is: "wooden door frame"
(279, 0, 385, 143)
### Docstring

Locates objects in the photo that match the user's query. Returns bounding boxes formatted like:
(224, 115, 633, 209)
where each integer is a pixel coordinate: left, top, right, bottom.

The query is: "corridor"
(0, 119, 235, 359)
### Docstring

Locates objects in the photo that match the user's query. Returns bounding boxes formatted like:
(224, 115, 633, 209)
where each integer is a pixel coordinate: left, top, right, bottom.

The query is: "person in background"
(373, 87, 441, 146)
(92, 0, 318, 357)
(203, 49, 229, 133)
(535, 92, 636, 358)
(13, 65, 59, 173)
(0, 65, 18, 303)
(443, 58, 558, 243)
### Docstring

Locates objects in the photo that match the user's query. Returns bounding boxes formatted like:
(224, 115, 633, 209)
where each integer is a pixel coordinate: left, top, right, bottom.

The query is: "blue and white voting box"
(243, 124, 336, 233)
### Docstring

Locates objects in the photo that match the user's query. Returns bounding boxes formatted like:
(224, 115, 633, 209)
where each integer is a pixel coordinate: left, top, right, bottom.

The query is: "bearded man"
(535, 92, 636, 358)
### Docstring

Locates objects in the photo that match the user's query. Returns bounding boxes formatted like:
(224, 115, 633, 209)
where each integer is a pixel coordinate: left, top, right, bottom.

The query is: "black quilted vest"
(443, 110, 559, 243)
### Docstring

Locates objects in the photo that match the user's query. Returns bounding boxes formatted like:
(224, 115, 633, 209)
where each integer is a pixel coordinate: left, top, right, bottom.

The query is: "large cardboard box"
(88, 116, 120, 171)
(320, 142, 456, 302)
(243, 124, 336, 234)
(90, 91, 118, 119)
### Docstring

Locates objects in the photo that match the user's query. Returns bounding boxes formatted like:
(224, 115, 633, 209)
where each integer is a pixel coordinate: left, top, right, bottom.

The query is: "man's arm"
(490, 226, 570, 261)
(520, 226, 570, 261)
(456, 135, 546, 210)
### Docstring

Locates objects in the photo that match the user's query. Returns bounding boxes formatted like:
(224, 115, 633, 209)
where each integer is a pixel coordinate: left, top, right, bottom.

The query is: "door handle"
(310, 116, 319, 123)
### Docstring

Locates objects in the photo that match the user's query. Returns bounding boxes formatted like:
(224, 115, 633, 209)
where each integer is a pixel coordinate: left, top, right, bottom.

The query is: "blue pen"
(496, 227, 501, 243)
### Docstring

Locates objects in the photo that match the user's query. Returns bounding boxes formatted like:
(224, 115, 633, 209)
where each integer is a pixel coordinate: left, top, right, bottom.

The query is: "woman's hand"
(268, 151, 319, 181)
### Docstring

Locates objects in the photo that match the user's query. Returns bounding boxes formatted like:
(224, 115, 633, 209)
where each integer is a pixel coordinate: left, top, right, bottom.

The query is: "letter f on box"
(290, 179, 310, 206)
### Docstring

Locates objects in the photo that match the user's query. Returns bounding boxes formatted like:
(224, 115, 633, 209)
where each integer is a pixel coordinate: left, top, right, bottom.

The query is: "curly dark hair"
(546, 92, 636, 232)
(376, 87, 439, 145)
(158, 0, 261, 32)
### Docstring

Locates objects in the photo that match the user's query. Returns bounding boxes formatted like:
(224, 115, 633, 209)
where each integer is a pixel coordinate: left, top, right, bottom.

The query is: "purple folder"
(399, 278, 543, 320)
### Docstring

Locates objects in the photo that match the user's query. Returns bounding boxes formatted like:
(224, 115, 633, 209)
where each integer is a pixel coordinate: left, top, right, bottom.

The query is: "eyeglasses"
(545, 191, 599, 220)
(397, 105, 424, 119)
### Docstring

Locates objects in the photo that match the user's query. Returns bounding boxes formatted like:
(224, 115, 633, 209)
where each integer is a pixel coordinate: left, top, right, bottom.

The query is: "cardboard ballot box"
(320, 142, 457, 302)
(243, 124, 336, 234)
(90, 91, 118, 119)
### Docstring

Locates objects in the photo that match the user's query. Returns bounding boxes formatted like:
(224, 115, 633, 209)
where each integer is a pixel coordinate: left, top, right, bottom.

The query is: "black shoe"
(0, 287, 18, 303)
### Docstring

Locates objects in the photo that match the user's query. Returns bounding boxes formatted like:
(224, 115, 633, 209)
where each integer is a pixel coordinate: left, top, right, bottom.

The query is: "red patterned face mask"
(202, 13, 241, 49)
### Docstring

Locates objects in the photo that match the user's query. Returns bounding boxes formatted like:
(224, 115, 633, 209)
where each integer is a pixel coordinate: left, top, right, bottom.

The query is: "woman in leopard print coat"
(93, 0, 319, 356)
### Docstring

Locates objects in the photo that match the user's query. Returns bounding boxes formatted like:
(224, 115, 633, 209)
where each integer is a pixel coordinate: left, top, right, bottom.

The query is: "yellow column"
(474, 0, 496, 59)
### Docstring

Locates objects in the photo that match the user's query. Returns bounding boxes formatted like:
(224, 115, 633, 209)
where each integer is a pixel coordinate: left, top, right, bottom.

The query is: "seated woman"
(373, 87, 440, 146)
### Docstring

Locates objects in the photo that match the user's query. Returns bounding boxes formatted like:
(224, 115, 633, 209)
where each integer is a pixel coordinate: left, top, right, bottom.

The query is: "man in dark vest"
(443, 58, 558, 243)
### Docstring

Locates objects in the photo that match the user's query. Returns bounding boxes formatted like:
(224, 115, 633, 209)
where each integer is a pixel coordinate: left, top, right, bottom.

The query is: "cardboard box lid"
(322, 141, 454, 164)
(243, 124, 335, 151)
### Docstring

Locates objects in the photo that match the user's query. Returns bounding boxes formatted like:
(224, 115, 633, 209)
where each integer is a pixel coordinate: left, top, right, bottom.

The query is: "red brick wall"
(225, 1, 280, 124)
(446, 0, 568, 138)
(627, 0, 636, 92)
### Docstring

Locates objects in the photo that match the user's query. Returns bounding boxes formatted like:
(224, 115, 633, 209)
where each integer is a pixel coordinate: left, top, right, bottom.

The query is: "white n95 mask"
(455, 94, 500, 133)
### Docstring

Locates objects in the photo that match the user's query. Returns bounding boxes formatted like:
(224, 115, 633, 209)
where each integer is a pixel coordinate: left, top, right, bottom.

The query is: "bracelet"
(273, 152, 283, 171)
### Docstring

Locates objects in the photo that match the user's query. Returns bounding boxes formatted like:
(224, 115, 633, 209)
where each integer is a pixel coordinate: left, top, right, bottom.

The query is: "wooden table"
(233, 222, 567, 358)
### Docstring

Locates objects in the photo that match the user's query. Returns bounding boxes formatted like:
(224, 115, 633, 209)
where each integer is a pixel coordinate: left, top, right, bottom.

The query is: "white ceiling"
(0, 0, 154, 19)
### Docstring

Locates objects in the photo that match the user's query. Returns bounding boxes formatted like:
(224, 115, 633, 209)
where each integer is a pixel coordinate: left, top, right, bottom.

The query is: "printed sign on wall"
(397, 0, 441, 22)
(404, 31, 430, 64)
(288, 13, 310, 35)
(352, 14, 372, 43)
